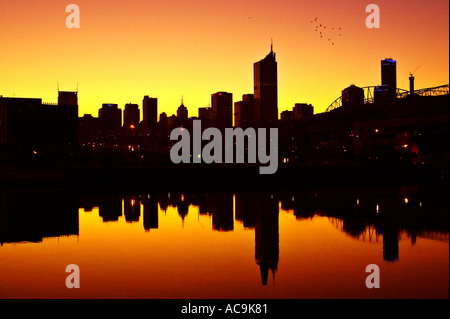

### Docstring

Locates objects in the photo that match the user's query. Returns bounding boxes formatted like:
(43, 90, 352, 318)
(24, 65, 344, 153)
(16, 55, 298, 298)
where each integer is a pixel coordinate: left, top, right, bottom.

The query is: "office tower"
(58, 91, 78, 107)
(234, 94, 255, 128)
(142, 96, 157, 138)
(1, 93, 78, 156)
(98, 103, 121, 132)
(123, 103, 140, 128)
(177, 98, 188, 120)
(198, 107, 211, 121)
(57, 91, 79, 151)
(254, 44, 278, 126)
(381, 58, 397, 97)
(78, 114, 99, 146)
(211, 92, 232, 130)
(375, 58, 397, 103)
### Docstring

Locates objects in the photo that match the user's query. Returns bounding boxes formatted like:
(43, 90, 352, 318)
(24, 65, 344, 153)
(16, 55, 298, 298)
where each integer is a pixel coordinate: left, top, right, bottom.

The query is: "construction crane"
(410, 65, 421, 77)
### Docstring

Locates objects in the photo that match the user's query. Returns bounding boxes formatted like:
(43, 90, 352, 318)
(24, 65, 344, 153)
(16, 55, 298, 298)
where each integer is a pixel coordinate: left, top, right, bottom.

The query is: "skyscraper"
(177, 98, 188, 120)
(234, 94, 254, 128)
(381, 58, 397, 99)
(254, 44, 278, 126)
(123, 103, 140, 128)
(142, 96, 157, 137)
(99, 103, 121, 132)
(211, 91, 232, 130)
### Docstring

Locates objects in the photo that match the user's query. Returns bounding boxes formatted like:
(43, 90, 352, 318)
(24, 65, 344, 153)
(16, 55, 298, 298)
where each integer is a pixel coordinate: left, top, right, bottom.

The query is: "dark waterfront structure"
(0, 91, 78, 164)
(254, 46, 278, 126)
(280, 57, 449, 168)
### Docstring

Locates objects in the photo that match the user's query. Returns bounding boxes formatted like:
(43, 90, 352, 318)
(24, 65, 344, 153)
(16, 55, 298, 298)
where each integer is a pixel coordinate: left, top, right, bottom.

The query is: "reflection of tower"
(211, 193, 234, 232)
(175, 193, 189, 227)
(234, 192, 256, 228)
(254, 44, 278, 126)
(124, 196, 141, 223)
(382, 227, 399, 262)
(143, 194, 158, 231)
(98, 195, 122, 222)
(254, 193, 279, 286)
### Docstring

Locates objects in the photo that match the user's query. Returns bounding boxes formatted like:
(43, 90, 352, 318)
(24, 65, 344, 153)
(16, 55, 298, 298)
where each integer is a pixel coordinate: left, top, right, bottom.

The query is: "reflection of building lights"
(130, 124, 135, 129)
(181, 194, 184, 202)
(131, 199, 135, 206)
(376, 204, 380, 213)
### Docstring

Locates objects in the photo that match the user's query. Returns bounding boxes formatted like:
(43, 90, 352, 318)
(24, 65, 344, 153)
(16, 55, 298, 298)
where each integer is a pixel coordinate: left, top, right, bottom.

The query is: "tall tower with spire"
(253, 42, 278, 126)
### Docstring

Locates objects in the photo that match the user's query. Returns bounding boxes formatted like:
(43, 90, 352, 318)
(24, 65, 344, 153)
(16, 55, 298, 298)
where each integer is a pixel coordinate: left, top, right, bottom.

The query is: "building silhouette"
(254, 45, 278, 126)
(78, 114, 99, 146)
(142, 96, 157, 146)
(234, 94, 255, 128)
(0, 90, 78, 164)
(341, 85, 364, 109)
(211, 92, 233, 130)
(177, 98, 188, 120)
(124, 103, 140, 128)
(374, 58, 397, 103)
(99, 103, 121, 132)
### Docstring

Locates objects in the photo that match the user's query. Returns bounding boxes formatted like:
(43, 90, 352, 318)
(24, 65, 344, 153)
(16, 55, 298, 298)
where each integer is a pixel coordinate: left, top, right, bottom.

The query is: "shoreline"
(1, 163, 447, 193)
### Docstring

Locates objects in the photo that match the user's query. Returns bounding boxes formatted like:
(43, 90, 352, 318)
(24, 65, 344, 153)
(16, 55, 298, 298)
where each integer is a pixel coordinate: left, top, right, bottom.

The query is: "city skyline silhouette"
(0, 1, 448, 117)
(0, 0, 449, 303)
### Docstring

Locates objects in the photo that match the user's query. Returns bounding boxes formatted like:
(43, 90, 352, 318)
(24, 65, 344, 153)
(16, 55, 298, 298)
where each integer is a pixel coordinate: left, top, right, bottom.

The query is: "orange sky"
(0, 0, 448, 117)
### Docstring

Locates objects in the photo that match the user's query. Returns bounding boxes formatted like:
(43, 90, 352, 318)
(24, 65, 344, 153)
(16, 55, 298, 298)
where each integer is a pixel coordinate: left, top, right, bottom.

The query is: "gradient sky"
(0, 0, 448, 118)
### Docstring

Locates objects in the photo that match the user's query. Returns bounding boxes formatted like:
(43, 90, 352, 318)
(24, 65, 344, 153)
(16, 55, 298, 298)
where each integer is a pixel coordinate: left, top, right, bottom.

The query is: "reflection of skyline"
(1, 187, 448, 284)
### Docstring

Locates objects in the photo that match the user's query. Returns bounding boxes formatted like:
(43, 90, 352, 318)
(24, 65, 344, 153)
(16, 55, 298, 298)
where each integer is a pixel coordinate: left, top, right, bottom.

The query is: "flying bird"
(310, 16, 342, 46)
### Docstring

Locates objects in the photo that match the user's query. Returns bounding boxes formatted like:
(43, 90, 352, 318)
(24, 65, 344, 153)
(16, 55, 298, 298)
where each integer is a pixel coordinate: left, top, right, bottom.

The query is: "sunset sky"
(0, 0, 448, 118)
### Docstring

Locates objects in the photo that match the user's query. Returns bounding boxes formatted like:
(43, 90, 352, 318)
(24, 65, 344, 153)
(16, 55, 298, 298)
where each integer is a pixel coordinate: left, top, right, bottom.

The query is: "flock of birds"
(311, 17, 342, 46)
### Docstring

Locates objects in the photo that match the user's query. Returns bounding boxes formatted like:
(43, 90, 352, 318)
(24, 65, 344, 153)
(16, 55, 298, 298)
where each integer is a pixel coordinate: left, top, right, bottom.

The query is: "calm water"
(0, 185, 448, 299)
